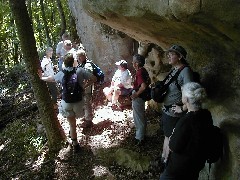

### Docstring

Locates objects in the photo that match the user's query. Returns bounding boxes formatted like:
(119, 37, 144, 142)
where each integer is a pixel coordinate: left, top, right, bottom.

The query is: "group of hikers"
(39, 32, 217, 179)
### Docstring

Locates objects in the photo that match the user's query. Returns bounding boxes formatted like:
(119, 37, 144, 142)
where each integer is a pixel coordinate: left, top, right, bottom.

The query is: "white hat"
(115, 60, 127, 66)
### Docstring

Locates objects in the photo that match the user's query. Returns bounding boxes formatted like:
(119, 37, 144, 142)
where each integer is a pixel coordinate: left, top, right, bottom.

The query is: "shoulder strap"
(163, 65, 187, 89)
(62, 68, 76, 75)
(86, 60, 96, 68)
(175, 65, 187, 90)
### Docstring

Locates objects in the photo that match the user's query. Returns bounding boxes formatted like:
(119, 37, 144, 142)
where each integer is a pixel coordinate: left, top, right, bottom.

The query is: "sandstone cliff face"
(68, 0, 135, 81)
(69, 0, 240, 179)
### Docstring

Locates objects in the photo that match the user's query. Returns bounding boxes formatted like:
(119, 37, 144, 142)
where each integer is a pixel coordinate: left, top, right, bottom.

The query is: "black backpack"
(79, 61, 105, 84)
(62, 69, 83, 103)
(206, 125, 223, 164)
(205, 125, 224, 180)
(138, 68, 152, 101)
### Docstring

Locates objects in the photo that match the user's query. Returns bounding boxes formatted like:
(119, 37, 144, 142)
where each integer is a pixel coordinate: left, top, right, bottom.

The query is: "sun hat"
(167, 45, 187, 59)
(115, 60, 127, 66)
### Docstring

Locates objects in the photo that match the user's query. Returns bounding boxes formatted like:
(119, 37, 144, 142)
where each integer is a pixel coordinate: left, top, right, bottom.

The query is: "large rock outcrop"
(69, 0, 240, 179)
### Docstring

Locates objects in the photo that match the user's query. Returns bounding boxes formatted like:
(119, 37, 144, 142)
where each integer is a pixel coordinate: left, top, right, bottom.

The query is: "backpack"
(151, 66, 186, 103)
(206, 125, 223, 164)
(138, 68, 152, 101)
(80, 61, 105, 84)
(62, 69, 83, 103)
(205, 125, 224, 179)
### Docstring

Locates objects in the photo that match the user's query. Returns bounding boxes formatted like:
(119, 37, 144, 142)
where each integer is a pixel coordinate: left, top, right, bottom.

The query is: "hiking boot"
(80, 121, 93, 128)
(73, 144, 81, 153)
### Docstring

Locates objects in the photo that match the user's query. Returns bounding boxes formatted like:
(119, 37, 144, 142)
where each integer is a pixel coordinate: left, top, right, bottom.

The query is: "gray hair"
(182, 82, 206, 108)
(76, 49, 86, 56)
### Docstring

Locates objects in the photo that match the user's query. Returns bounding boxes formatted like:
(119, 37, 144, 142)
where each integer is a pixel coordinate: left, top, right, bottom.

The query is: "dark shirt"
(166, 109, 213, 177)
(133, 67, 150, 90)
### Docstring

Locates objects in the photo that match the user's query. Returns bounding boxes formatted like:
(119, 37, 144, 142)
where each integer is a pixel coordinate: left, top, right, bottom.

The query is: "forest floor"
(0, 83, 164, 180)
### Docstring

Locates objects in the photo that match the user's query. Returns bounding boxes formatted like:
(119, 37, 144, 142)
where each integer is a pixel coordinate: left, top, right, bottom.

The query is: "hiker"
(130, 54, 151, 146)
(103, 59, 132, 109)
(76, 49, 95, 128)
(41, 47, 59, 109)
(158, 45, 194, 171)
(160, 82, 212, 180)
(60, 40, 78, 69)
(56, 32, 70, 71)
(40, 53, 97, 153)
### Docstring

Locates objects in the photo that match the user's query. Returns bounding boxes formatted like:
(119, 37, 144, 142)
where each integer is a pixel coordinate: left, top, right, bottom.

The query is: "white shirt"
(41, 56, 55, 77)
(56, 41, 64, 56)
(112, 69, 132, 89)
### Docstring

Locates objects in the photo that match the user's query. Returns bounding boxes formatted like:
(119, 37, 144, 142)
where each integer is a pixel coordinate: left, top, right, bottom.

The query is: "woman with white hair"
(160, 82, 213, 180)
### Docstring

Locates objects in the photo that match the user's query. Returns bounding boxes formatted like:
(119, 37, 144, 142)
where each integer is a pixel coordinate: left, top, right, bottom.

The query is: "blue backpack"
(62, 69, 83, 103)
(79, 60, 105, 84)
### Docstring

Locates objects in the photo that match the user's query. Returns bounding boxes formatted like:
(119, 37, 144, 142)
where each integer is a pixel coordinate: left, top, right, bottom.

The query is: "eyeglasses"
(167, 52, 178, 58)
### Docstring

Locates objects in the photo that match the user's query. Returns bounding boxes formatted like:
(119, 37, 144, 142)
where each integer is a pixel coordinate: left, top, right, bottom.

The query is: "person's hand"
(117, 83, 123, 88)
(171, 104, 182, 113)
(130, 92, 138, 100)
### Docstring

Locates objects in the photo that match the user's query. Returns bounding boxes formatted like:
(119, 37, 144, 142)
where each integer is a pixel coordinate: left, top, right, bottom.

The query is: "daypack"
(205, 125, 224, 179)
(79, 60, 105, 84)
(138, 68, 152, 101)
(206, 125, 223, 164)
(62, 69, 83, 103)
(151, 66, 186, 103)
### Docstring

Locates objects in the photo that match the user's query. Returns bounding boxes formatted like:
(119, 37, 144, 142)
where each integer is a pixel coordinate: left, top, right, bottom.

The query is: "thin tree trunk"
(40, 0, 52, 47)
(69, 15, 79, 43)
(9, 0, 65, 153)
(56, 0, 66, 36)
(27, 0, 32, 23)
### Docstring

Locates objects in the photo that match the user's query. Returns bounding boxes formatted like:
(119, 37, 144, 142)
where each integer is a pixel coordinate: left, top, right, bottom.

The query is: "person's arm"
(130, 82, 147, 99)
(83, 74, 97, 89)
(41, 76, 55, 82)
(172, 104, 187, 113)
(38, 68, 54, 82)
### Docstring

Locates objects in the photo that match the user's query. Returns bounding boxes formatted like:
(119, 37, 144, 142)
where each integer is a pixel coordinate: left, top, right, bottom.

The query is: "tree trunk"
(56, 0, 66, 36)
(9, 0, 65, 153)
(40, 0, 52, 47)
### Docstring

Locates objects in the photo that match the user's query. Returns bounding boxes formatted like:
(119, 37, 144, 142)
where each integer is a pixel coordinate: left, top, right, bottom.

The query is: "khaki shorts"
(59, 99, 84, 118)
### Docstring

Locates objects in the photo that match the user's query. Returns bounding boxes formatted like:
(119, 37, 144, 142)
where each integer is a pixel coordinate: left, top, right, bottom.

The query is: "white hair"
(182, 82, 206, 108)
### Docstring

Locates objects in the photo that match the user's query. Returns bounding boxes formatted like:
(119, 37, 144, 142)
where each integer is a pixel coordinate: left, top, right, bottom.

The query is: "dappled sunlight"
(93, 165, 114, 177)
(29, 148, 47, 171)
(58, 101, 134, 150)
(0, 140, 9, 152)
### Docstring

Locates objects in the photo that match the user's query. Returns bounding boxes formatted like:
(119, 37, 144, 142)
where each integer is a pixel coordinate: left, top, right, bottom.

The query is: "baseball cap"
(115, 60, 127, 66)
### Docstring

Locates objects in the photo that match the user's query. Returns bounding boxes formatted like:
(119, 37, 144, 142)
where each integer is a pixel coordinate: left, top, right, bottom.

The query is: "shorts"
(161, 112, 180, 137)
(120, 87, 132, 96)
(59, 99, 84, 118)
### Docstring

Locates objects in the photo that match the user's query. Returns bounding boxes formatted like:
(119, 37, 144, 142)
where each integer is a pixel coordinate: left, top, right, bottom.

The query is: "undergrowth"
(0, 116, 47, 179)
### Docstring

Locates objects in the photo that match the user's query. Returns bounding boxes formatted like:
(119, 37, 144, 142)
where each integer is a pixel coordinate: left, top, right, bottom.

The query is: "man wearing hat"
(155, 45, 194, 172)
(130, 54, 151, 146)
(103, 59, 132, 109)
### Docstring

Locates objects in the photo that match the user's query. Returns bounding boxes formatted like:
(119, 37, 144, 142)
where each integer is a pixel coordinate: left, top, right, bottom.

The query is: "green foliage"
(0, 0, 77, 68)
(115, 148, 150, 172)
(1, 63, 30, 94)
(0, 118, 47, 178)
